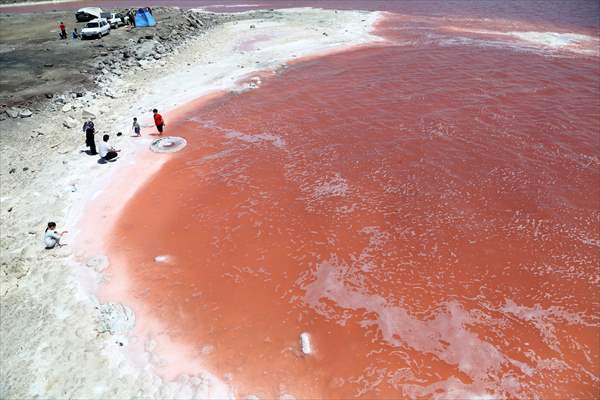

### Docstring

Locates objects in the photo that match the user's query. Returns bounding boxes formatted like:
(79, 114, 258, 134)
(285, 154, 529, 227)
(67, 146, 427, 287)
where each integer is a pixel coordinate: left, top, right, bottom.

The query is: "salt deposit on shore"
(0, 7, 381, 399)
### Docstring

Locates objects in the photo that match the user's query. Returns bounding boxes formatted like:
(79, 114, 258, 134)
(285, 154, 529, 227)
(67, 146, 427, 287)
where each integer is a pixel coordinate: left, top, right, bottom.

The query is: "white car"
(81, 18, 110, 39)
(101, 12, 123, 28)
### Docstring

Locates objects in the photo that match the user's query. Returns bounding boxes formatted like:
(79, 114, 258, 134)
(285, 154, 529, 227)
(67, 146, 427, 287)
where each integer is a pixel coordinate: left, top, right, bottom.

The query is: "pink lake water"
(42, 0, 600, 398)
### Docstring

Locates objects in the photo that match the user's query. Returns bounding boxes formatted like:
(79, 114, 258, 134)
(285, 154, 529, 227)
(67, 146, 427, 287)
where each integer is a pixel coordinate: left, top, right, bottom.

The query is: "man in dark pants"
(99, 134, 120, 160)
(59, 21, 67, 39)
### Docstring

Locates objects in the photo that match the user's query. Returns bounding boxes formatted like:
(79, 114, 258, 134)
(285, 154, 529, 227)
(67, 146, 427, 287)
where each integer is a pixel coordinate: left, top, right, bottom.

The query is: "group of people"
(83, 120, 120, 160)
(58, 21, 80, 40)
(82, 109, 165, 159)
(58, 6, 156, 39)
(47, 109, 166, 249)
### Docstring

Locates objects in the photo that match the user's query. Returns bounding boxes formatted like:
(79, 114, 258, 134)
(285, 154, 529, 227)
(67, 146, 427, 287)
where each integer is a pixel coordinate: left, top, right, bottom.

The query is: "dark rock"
(45, 93, 54, 99)
(9, 168, 15, 174)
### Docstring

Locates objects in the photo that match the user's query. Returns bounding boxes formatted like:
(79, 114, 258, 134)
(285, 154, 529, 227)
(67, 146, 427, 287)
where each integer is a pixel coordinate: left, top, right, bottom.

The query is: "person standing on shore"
(84, 121, 97, 155)
(59, 21, 66, 39)
(44, 222, 67, 249)
(132, 117, 141, 137)
(129, 9, 136, 28)
(153, 109, 165, 135)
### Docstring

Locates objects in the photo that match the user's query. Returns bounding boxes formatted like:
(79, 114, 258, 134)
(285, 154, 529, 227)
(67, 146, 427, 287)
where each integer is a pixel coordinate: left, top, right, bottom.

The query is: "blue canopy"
(135, 8, 156, 27)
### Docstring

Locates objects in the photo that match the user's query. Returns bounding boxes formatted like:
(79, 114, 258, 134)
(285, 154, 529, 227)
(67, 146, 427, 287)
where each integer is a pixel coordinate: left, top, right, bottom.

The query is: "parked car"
(101, 12, 124, 28)
(75, 7, 102, 22)
(81, 18, 110, 39)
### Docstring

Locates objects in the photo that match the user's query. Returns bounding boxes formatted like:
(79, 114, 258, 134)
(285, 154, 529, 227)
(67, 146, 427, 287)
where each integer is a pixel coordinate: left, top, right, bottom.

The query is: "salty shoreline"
(0, 7, 382, 399)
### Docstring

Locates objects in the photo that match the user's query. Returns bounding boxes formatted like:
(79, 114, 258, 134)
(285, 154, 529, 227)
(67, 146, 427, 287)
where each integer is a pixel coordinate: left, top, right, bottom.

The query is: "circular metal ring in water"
(150, 136, 187, 153)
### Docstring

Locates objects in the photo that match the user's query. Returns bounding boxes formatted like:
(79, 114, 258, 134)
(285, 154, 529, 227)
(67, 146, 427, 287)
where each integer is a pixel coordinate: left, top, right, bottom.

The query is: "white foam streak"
(445, 26, 599, 56)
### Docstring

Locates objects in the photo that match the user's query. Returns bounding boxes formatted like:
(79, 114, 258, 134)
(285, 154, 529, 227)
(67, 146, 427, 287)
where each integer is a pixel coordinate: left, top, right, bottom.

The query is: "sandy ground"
(0, 7, 382, 399)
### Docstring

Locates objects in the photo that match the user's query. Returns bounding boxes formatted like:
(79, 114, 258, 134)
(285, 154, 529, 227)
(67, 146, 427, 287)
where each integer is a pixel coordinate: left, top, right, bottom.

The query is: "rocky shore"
(0, 7, 255, 112)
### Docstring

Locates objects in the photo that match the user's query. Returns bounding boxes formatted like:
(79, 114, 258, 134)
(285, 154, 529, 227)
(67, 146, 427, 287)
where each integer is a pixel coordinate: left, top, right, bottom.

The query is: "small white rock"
(63, 117, 77, 128)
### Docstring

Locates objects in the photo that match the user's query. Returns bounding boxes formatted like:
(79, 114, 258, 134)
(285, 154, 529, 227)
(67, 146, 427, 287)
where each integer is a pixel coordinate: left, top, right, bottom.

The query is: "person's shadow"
(80, 150, 97, 156)
(97, 158, 118, 164)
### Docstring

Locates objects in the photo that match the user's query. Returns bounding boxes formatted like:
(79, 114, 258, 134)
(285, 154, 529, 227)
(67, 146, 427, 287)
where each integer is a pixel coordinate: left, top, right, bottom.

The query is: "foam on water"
(509, 31, 594, 48)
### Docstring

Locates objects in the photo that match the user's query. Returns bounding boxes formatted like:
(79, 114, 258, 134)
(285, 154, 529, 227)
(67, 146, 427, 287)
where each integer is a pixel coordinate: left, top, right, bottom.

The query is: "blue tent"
(134, 8, 156, 27)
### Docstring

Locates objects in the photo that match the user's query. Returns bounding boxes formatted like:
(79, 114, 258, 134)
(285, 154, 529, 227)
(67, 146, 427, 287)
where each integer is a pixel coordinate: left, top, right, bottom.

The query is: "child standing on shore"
(132, 117, 141, 136)
(153, 109, 165, 135)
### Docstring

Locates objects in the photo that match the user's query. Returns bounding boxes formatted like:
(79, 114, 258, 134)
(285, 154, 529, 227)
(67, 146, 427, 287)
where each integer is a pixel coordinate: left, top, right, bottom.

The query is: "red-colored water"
(100, 3, 600, 399)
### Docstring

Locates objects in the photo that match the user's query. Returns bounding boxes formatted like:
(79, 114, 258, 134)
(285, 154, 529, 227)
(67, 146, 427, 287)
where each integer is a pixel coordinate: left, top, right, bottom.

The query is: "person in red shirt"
(59, 22, 66, 39)
(153, 109, 165, 135)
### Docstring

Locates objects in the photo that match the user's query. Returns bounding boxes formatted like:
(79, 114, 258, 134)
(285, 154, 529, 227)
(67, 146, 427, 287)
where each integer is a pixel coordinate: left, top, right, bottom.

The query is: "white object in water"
(154, 255, 169, 263)
(150, 136, 187, 153)
(300, 332, 312, 355)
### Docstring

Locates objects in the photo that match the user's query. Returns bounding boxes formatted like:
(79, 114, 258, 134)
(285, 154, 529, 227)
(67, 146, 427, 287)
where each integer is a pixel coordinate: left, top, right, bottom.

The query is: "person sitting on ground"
(44, 222, 67, 249)
(72, 28, 79, 39)
(59, 21, 67, 39)
(99, 134, 121, 161)
(132, 117, 141, 137)
(153, 109, 165, 135)
(84, 121, 97, 155)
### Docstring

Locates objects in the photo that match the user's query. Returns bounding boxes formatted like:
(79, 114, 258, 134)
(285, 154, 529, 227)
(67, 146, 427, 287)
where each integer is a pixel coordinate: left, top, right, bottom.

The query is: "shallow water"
(104, 3, 599, 399)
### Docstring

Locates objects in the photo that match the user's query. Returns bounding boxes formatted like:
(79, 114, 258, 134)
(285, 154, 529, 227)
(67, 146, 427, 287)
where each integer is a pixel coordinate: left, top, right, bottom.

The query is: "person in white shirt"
(44, 222, 67, 249)
(99, 134, 121, 161)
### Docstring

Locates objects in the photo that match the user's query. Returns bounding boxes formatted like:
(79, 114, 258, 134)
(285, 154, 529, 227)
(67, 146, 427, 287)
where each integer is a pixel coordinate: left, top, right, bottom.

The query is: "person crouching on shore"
(99, 134, 120, 161)
(153, 109, 165, 135)
(132, 117, 141, 137)
(44, 222, 67, 249)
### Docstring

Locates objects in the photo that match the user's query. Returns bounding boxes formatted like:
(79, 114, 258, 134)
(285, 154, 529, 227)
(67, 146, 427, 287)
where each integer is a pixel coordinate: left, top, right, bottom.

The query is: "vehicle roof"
(86, 18, 108, 24)
(77, 7, 102, 13)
